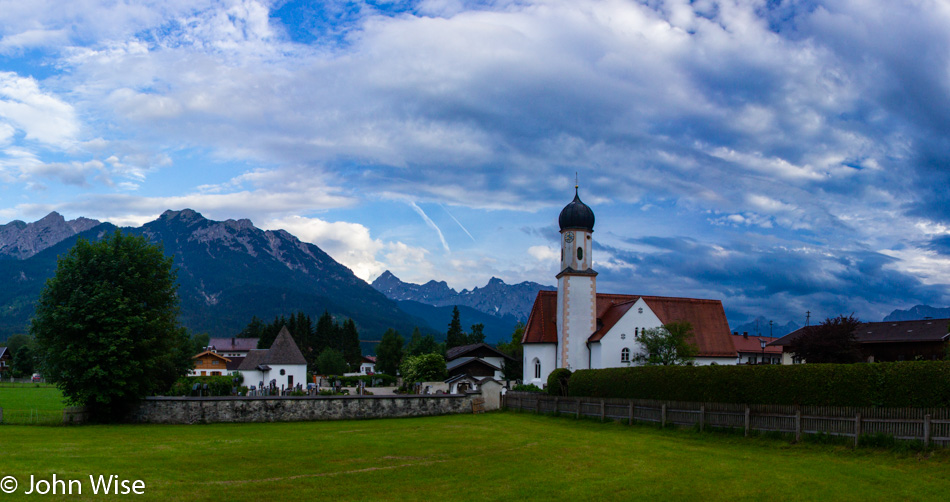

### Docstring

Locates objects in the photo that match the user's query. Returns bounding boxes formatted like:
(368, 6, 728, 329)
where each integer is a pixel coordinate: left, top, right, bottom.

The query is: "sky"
(1, 0, 949, 328)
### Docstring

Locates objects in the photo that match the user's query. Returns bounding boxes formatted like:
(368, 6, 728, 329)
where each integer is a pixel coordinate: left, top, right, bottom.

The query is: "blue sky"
(1, 0, 949, 327)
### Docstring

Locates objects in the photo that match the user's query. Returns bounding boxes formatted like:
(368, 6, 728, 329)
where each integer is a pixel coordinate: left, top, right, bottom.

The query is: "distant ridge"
(883, 305, 950, 322)
(371, 270, 554, 322)
(730, 316, 800, 338)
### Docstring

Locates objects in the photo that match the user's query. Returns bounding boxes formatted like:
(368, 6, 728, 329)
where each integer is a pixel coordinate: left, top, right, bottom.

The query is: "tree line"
(237, 311, 362, 375)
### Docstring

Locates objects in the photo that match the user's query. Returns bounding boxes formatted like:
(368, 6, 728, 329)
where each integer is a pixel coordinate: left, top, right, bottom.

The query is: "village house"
(771, 318, 950, 363)
(190, 350, 231, 376)
(359, 355, 376, 375)
(445, 343, 514, 381)
(522, 187, 738, 386)
(0, 346, 10, 377)
(732, 332, 783, 364)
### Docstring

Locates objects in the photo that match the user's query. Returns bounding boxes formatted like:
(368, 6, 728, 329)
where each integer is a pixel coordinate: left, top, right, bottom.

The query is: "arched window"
(577, 247, 583, 260)
(533, 358, 541, 379)
(635, 327, 639, 336)
(621, 348, 630, 363)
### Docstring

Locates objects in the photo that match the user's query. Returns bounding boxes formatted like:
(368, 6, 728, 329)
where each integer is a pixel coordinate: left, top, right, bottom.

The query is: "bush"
(567, 361, 950, 407)
(512, 384, 543, 392)
(166, 375, 245, 397)
(547, 368, 572, 396)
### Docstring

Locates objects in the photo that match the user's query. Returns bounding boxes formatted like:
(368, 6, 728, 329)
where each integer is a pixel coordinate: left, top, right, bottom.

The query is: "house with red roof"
(522, 187, 739, 386)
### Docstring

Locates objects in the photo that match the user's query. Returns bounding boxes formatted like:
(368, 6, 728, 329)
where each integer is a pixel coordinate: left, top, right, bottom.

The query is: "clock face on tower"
(565, 231, 575, 243)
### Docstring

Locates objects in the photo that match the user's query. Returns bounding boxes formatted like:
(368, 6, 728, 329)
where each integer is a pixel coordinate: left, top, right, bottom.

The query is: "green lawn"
(0, 412, 948, 500)
(0, 383, 65, 410)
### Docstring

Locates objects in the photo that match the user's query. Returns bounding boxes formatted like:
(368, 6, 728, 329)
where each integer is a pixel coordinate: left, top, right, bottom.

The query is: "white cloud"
(0, 72, 79, 147)
(527, 245, 558, 262)
(265, 215, 387, 281)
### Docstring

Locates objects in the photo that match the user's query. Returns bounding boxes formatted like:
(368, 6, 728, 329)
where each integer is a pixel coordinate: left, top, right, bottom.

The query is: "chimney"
(743, 332, 748, 338)
(231, 337, 235, 346)
(733, 331, 738, 336)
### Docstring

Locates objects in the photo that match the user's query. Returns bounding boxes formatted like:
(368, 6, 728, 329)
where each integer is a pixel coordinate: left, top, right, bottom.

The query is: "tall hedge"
(568, 362, 950, 408)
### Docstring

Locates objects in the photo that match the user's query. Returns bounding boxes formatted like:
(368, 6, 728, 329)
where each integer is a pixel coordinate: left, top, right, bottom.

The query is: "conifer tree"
(446, 306, 465, 349)
(341, 318, 362, 369)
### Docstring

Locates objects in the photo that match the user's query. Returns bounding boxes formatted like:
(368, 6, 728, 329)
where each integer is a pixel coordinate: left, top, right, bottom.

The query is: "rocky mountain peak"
(0, 212, 102, 260)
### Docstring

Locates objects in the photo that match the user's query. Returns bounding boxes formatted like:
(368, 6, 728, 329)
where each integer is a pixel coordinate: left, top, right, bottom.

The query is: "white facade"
(242, 364, 306, 391)
(523, 343, 557, 387)
(592, 298, 663, 368)
(359, 362, 376, 374)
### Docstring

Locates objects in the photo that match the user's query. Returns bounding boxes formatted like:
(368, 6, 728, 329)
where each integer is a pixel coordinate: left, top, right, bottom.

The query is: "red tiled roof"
(731, 335, 783, 354)
(770, 318, 950, 346)
(523, 291, 737, 358)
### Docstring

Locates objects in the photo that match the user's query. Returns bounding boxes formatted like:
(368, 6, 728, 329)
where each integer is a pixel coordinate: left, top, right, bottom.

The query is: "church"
(521, 186, 738, 386)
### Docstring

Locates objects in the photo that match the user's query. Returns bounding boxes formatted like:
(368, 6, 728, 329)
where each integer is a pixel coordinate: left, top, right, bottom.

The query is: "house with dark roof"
(445, 343, 514, 381)
(770, 318, 950, 363)
(237, 327, 307, 391)
(522, 187, 738, 386)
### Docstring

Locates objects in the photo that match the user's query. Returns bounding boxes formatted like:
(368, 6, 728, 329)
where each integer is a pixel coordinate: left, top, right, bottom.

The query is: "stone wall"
(127, 393, 475, 424)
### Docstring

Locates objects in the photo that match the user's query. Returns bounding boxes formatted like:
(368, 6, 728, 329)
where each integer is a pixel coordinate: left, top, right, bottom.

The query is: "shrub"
(512, 383, 542, 392)
(166, 375, 244, 397)
(547, 368, 572, 396)
(567, 361, 950, 407)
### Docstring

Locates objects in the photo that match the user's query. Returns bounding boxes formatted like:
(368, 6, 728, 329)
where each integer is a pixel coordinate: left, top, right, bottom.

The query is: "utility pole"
(769, 320, 773, 338)
(805, 311, 811, 326)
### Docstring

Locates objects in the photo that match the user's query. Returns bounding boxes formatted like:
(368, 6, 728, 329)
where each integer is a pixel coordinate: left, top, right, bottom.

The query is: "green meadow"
(0, 412, 948, 501)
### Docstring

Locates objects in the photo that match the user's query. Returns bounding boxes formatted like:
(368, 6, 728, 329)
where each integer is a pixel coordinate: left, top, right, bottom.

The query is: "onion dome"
(558, 187, 595, 232)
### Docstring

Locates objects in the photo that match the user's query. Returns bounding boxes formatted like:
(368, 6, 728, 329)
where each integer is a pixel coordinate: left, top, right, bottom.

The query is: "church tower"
(555, 184, 597, 370)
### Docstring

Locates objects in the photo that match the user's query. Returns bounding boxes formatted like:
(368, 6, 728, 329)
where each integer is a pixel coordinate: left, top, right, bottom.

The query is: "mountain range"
(729, 317, 800, 338)
(0, 210, 554, 348)
(0, 210, 430, 347)
(883, 305, 950, 322)
(371, 270, 554, 322)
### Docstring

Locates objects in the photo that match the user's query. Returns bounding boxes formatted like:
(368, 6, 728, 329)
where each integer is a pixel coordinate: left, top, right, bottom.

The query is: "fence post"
(554, 396, 559, 415)
(576, 398, 581, 419)
(628, 401, 634, 426)
(536, 396, 541, 415)
(924, 414, 932, 448)
(744, 406, 750, 437)
(661, 404, 667, 428)
(795, 409, 802, 442)
(699, 405, 705, 432)
(600, 400, 606, 422)
(854, 413, 862, 448)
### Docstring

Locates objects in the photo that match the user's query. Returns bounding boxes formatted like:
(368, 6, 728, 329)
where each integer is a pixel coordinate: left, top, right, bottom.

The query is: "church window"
(638, 307, 643, 314)
(577, 247, 583, 260)
(533, 358, 541, 379)
(621, 333, 626, 340)
(621, 348, 630, 363)
(280, 369, 286, 375)
(634, 327, 639, 336)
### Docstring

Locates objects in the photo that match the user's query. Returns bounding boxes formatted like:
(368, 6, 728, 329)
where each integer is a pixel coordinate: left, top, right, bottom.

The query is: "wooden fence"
(504, 392, 950, 448)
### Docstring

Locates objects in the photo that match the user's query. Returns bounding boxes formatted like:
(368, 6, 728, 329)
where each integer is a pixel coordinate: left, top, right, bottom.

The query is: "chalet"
(191, 350, 231, 376)
(771, 318, 950, 363)
(445, 343, 514, 381)
(522, 187, 738, 386)
(237, 327, 307, 391)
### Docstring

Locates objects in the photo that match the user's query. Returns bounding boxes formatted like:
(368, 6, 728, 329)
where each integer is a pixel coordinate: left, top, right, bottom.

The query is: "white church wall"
(596, 298, 663, 369)
(523, 343, 557, 387)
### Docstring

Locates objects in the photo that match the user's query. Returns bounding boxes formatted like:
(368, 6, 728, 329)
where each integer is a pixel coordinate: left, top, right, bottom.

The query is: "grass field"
(0, 383, 66, 424)
(1, 412, 948, 501)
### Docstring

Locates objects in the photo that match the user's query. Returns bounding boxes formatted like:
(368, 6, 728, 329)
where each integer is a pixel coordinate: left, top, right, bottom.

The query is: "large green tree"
(376, 328, 404, 376)
(789, 314, 862, 363)
(633, 321, 699, 366)
(31, 230, 192, 420)
(315, 347, 347, 375)
(341, 318, 362, 369)
(399, 353, 447, 384)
